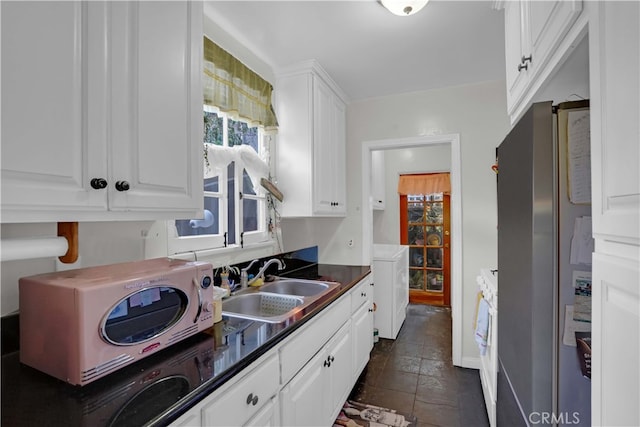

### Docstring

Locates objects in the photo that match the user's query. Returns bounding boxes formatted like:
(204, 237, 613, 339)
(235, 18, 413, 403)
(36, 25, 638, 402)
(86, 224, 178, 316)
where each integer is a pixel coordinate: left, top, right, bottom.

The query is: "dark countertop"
(1, 264, 370, 427)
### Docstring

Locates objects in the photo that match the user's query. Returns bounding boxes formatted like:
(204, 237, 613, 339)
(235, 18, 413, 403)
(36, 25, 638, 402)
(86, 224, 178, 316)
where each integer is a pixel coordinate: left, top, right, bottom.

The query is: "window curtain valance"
(397, 173, 451, 195)
(203, 36, 278, 130)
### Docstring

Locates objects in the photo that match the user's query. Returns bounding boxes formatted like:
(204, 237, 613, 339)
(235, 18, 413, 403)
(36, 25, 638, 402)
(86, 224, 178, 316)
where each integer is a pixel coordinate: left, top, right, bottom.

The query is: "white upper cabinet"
(371, 150, 386, 210)
(275, 60, 348, 217)
(504, 1, 531, 114)
(503, 0, 583, 122)
(590, 2, 640, 245)
(1, 1, 203, 223)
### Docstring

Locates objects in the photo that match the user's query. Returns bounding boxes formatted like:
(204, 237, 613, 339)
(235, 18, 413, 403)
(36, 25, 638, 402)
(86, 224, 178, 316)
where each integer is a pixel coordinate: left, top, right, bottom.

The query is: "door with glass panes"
(400, 193, 450, 306)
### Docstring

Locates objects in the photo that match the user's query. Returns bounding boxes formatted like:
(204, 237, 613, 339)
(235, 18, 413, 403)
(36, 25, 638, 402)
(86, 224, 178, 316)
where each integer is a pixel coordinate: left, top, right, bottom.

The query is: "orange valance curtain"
(397, 173, 450, 195)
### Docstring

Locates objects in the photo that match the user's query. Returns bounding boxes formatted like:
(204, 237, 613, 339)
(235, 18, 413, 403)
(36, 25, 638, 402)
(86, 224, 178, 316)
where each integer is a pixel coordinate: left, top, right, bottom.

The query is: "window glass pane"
(175, 197, 219, 237)
(426, 226, 443, 246)
(426, 248, 443, 268)
(227, 162, 236, 245)
(242, 169, 256, 195)
(426, 201, 443, 223)
(204, 111, 223, 145)
(408, 202, 424, 223)
(426, 272, 443, 291)
(228, 118, 259, 151)
(408, 225, 424, 246)
(204, 176, 219, 193)
(243, 198, 258, 232)
(409, 247, 424, 268)
(409, 270, 424, 290)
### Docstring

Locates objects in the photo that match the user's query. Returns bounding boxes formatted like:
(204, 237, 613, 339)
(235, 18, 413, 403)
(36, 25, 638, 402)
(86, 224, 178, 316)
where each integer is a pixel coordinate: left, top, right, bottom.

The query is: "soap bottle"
(220, 272, 231, 297)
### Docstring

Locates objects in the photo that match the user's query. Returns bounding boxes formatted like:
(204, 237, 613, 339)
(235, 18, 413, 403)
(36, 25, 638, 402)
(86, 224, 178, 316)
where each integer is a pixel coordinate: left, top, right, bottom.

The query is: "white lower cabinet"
(199, 353, 280, 427)
(352, 302, 373, 381)
(171, 411, 200, 427)
(350, 275, 374, 380)
(280, 322, 352, 426)
(245, 396, 280, 427)
(170, 273, 374, 427)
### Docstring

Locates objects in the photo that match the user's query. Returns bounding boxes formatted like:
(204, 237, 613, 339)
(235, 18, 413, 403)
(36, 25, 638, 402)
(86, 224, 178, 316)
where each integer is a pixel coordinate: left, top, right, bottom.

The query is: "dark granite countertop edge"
(150, 264, 371, 426)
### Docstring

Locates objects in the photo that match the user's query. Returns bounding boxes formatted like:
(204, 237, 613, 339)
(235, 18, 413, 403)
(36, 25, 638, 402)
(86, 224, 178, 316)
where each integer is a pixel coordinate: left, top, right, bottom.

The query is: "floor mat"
(333, 400, 418, 427)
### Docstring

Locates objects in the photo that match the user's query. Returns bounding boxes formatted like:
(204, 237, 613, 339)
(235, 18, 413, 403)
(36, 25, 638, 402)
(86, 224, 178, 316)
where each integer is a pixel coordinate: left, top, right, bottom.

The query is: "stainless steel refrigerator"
(496, 101, 592, 426)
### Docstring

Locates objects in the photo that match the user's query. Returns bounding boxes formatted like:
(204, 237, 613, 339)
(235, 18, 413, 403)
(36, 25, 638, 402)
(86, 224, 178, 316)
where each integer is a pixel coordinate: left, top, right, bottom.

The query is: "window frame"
(167, 107, 270, 256)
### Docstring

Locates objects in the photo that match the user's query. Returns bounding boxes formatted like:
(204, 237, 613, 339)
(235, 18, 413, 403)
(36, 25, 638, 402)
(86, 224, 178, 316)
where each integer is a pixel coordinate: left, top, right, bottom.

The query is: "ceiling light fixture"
(379, 0, 429, 16)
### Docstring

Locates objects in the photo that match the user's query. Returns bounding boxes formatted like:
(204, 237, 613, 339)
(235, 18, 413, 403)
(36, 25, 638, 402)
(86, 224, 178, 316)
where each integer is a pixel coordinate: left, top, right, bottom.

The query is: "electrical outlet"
(347, 239, 354, 247)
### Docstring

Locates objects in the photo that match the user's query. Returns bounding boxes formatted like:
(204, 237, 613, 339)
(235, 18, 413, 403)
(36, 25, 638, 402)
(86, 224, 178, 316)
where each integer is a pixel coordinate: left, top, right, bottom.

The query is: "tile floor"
(348, 304, 489, 427)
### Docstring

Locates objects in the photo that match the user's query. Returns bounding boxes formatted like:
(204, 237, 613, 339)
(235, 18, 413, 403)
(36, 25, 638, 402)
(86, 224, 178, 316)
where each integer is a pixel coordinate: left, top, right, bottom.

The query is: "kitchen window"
(168, 107, 273, 255)
(167, 36, 279, 256)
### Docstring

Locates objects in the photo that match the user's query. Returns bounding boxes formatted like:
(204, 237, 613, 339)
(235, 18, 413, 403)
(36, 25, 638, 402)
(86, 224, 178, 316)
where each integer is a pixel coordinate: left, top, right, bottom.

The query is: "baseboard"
(459, 356, 481, 369)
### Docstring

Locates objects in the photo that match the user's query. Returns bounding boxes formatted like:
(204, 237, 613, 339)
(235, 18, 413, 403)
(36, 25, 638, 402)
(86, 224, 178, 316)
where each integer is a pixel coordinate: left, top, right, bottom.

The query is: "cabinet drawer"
(201, 353, 279, 427)
(350, 276, 372, 313)
(280, 295, 350, 385)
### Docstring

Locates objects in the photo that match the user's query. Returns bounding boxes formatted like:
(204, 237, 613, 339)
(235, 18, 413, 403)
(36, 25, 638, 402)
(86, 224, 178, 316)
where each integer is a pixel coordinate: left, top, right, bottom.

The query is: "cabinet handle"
(518, 54, 532, 72)
(246, 393, 259, 406)
(115, 180, 130, 192)
(90, 178, 108, 190)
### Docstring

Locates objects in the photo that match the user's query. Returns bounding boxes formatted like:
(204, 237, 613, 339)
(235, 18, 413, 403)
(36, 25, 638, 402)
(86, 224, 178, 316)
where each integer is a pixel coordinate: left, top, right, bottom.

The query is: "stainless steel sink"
(259, 278, 337, 297)
(222, 292, 304, 322)
(221, 278, 341, 324)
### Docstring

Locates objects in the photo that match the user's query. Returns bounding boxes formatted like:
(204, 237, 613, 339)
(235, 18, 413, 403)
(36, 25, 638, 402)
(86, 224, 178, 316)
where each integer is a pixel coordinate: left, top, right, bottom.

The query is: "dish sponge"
(250, 277, 264, 287)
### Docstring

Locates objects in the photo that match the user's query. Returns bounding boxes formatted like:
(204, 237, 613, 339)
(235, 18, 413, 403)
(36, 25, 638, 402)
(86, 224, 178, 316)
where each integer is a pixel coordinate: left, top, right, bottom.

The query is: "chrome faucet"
(240, 258, 285, 289)
(239, 259, 260, 290)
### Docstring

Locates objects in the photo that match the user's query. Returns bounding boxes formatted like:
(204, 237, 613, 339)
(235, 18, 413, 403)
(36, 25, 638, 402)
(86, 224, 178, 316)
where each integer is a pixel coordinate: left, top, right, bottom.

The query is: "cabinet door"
(371, 150, 386, 210)
(591, 3, 640, 426)
(331, 95, 347, 214)
(591, 1, 640, 243)
(109, 1, 202, 215)
(1, 1, 108, 221)
(503, 0, 530, 113)
(244, 396, 280, 427)
(170, 410, 201, 427)
(280, 348, 328, 426)
(312, 76, 346, 216)
(312, 76, 337, 214)
(528, 0, 582, 77)
(326, 322, 352, 420)
(352, 302, 373, 381)
(201, 354, 279, 427)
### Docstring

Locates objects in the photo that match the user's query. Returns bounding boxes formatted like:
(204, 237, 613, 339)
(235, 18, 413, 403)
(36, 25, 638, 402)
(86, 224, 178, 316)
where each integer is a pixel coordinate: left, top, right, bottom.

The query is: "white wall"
(282, 79, 510, 364)
(372, 145, 452, 244)
(1, 221, 153, 315)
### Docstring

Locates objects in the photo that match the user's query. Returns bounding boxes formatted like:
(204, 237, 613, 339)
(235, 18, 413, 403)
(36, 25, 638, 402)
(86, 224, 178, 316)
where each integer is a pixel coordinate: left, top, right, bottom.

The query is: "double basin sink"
(221, 278, 341, 324)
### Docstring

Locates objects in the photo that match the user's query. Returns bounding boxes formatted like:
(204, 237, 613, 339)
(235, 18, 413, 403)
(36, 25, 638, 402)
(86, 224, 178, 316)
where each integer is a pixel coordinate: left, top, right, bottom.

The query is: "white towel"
(475, 298, 490, 356)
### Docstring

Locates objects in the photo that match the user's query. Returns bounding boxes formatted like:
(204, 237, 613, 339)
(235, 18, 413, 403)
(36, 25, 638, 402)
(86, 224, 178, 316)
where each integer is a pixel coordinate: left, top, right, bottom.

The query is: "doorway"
(361, 134, 464, 367)
(400, 189, 451, 306)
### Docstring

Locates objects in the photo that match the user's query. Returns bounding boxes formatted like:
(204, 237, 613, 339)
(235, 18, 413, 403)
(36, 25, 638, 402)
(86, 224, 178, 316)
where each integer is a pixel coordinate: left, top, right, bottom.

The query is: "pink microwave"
(19, 258, 215, 386)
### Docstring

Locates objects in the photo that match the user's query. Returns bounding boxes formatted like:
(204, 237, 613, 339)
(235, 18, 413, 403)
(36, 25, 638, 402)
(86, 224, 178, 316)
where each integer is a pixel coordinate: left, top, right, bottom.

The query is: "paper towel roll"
(189, 209, 214, 228)
(1, 237, 68, 261)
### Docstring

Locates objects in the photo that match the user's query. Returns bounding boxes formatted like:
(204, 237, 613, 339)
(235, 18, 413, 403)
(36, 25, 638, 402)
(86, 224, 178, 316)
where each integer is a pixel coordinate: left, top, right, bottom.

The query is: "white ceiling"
(203, 0, 506, 102)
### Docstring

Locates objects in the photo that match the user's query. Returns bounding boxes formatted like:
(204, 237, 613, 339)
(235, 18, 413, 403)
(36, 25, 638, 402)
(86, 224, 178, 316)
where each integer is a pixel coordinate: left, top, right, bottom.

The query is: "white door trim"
(361, 134, 463, 367)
